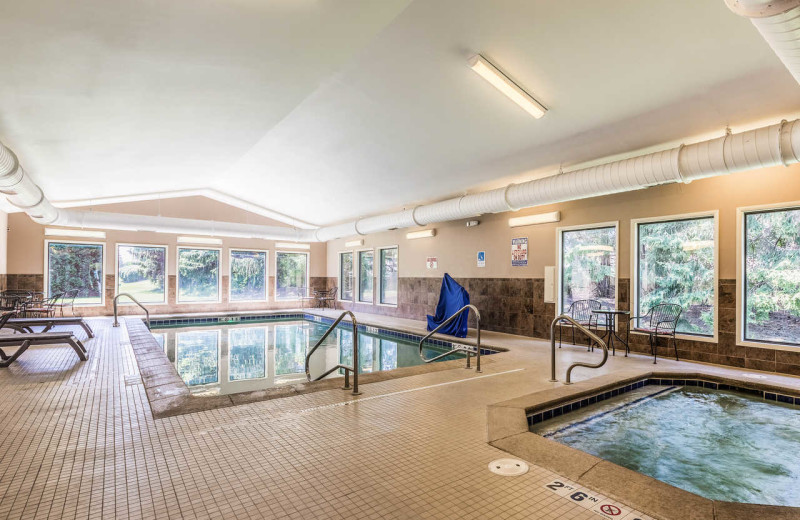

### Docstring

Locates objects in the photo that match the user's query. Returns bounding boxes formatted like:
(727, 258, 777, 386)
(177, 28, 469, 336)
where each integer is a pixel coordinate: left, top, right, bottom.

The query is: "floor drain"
(488, 458, 529, 476)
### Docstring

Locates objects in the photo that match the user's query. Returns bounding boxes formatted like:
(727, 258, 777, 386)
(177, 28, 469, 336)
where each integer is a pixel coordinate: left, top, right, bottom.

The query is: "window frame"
(274, 250, 310, 302)
(115, 242, 169, 306)
(175, 246, 223, 304)
(556, 222, 619, 318)
(356, 248, 375, 304)
(737, 201, 800, 351)
(631, 210, 719, 343)
(228, 248, 269, 303)
(337, 250, 354, 302)
(377, 245, 399, 307)
(44, 239, 107, 307)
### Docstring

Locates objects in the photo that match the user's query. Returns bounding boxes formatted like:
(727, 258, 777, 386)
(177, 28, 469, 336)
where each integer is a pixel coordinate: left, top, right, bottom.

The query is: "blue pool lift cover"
(426, 273, 470, 338)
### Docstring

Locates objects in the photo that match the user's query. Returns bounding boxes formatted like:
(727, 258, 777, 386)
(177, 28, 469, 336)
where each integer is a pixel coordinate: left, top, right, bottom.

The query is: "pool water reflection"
(151, 320, 463, 395)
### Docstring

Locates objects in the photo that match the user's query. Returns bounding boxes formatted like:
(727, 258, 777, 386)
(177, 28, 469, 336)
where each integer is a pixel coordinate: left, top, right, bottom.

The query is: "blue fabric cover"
(426, 273, 470, 338)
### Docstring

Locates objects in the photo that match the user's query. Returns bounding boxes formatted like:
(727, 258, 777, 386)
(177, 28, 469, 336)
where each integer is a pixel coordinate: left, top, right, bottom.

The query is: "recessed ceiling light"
(468, 54, 547, 119)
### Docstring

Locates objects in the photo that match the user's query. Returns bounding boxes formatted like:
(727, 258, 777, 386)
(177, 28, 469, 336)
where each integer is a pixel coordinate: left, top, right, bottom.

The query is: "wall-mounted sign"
(426, 256, 438, 269)
(477, 251, 486, 268)
(511, 237, 528, 267)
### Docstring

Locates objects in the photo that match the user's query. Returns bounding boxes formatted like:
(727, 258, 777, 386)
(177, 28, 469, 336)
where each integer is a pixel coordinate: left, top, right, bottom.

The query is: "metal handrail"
(112, 293, 151, 330)
(418, 304, 481, 372)
(304, 311, 361, 395)
(550, 314, 608, 384)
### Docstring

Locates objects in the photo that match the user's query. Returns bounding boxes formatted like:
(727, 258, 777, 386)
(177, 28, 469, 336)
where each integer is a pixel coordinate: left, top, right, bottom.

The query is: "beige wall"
(0, 210, 7, 276)
(7, 196, 327, 278)
(327, 162, 800, 280)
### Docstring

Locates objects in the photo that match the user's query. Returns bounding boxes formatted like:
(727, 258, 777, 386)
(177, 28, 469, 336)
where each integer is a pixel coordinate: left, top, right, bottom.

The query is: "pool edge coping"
(486, 369, 800, 520)
(126, 314, 503, 419)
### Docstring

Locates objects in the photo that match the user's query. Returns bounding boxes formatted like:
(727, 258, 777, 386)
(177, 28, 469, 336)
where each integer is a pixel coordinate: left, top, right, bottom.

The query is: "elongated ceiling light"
(406, 229, 436, 240)
(276, 242, 310, 250)
(468, 54, 547, 119)
(345, 239, 364, 248)
(508, 211, 560, 228)
(45, 228, 106, 239)
(177, 236, 223, 245)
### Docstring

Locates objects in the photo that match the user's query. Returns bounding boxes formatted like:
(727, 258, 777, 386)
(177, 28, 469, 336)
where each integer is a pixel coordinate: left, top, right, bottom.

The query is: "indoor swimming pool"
(150, 316, 468, 395)
(531, 382, 800, 506)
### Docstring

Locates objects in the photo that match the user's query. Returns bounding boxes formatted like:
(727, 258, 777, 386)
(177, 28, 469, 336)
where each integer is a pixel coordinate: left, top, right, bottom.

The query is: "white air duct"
(725, 0, 800, 85)
(2, 119, 800, 242)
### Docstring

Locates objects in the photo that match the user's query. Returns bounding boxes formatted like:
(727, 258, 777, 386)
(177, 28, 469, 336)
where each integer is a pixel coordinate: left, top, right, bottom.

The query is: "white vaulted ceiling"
(1, 0, 799, 226)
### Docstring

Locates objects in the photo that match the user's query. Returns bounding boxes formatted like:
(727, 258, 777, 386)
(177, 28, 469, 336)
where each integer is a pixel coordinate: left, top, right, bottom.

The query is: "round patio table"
(591, 309, 630, 357)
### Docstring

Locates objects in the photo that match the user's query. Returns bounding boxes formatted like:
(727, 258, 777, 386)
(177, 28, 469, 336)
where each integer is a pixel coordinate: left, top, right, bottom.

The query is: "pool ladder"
(112, 293, 151, 330)
(418, 304, 482, 372)
(550, 314, 608, 384)
(305, 311, 361, 395)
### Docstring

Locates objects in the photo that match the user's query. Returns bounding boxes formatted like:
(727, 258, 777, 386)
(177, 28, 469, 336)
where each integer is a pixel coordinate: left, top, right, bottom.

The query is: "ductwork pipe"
(725, 0, 800, 85)
(2, 119, 800, 242)
(0, 141, 59, 224)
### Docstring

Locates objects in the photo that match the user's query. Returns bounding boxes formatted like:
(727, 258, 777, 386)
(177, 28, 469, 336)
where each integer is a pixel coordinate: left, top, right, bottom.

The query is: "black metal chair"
(630, 303, 682, 364)
(317, 287, 338, 310)
(53, 289, 79, 317)
(558, 299, 602, 350)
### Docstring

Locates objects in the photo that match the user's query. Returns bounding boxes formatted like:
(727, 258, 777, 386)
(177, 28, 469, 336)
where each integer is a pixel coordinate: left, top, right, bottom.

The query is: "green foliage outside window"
(230, 251, 266, 301)
(47, 242, 103, 304)
(178, 248, 220, 302)
(561, 227, 616, 313)
(117, 245, 166, 303)
(359, 251, 373, 303)
(276, 252, 308, 299)
(340, 252, 353, 301)
(745, 208, 800, 345)
(638, 218, 715, 335)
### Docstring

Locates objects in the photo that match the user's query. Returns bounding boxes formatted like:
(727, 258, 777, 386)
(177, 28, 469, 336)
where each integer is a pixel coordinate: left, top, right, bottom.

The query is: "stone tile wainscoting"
(3, 273, 329, 316)
(329, 275, 800, 377)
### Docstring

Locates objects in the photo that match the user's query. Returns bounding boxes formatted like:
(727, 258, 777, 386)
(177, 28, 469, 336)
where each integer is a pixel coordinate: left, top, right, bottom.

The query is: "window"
(275, 252, 308, 300)
(177, 247, 221, 303)
(339, 252, 353, 301)
(560, 226, 616, 314)
(229, 250, 268, 301)
(116, 244, 167, 304)
(358, 250, 373, 303)
(175, 330, 219, 386)
(635, 215, 716, 336)
(228, 327, 267, 381)
(379, 247, 398, 305)
(743, 207, 800, 346)
(46, 241, 104, 305)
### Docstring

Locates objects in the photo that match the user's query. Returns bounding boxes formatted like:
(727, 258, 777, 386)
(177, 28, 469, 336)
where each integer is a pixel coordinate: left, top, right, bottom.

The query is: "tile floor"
(1, 313, 798, 519)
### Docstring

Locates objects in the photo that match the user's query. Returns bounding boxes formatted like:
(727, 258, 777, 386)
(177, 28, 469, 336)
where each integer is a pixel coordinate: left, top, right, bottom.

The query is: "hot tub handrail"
(305, 311, 361, 395)
(418, 304, 481, 372)
(112, 293, 150, 330)
(550, 314, 608, 384)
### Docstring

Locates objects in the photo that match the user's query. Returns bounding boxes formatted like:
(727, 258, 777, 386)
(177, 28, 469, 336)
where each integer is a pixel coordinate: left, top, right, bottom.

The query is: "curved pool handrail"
(550, 314, 608, 384)
(304, 311, 361, 395)
(112, 293, 151, 330)
(418, 304, 481, 372)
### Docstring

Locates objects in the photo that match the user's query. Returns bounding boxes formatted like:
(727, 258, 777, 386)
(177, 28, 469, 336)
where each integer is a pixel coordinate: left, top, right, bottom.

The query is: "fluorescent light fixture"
(682, 240, 714, 252)
(406, 229, 436, 240)
(276, 242, 311, 250)
(577, 245, 614, 252)
(45, 228, 106, 239)
(508, 211, 561, 228)
(468, 54, 547, 119)
(345, 239, 364, 248)
(177, 236, 223, 245)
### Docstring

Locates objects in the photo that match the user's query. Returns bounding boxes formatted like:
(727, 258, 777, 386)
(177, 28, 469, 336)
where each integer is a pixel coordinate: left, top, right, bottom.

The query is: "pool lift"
(550, 315, 608, 384)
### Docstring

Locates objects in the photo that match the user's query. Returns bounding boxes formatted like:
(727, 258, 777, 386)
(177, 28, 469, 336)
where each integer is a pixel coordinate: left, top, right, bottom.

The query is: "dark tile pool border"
(527, 377, 800, 428)
(486, 369, 800, 520)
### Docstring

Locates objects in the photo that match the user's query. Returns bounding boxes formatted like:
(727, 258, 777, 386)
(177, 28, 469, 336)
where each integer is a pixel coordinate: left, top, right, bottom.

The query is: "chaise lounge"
(0, 332, 88, 367)
(5, 316, 95, 338)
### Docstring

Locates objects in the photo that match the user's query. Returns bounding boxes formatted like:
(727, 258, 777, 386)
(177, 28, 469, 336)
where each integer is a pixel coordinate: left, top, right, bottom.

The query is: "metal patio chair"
(630, 303, 682, 363)
(558, 299, 602, 350)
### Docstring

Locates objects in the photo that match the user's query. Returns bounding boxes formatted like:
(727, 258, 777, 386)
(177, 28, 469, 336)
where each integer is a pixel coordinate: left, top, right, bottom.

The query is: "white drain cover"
(488, 458, 529, 476)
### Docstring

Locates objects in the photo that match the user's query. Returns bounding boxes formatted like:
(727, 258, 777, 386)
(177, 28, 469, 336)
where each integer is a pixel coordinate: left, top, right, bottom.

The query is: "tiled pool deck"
(1, 309, 799, 519)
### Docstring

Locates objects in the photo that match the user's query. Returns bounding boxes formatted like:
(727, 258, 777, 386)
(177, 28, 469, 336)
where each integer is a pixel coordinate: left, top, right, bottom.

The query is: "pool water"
(151, 319, 464, 395)
(533, 385, 800, 506)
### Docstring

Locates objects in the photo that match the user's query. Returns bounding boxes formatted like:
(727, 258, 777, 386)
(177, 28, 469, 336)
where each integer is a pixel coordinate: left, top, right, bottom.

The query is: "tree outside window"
(380, 247, 398, 305)
(340, 252, 353, 301)
(230, 250, 267, 301)
(358, 250, 373, 303)
(561, 227, 616, 313)
(117, 244, 166, 303)
(276, 252, 308, 300)
(177, 248, 220, 302)
(637, 217, 715, 336)
(744, 207, 800, 345)
(47, 241, 104, 305)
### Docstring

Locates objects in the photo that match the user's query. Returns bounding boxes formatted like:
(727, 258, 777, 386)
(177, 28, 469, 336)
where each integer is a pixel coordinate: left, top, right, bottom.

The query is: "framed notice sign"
(511, 238, 528, 267)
